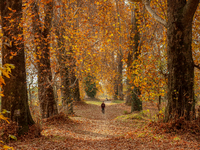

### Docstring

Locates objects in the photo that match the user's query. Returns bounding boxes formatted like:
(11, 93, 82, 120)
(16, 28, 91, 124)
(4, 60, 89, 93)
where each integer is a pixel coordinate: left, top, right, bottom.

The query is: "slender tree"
(115, 0, 123, 100)
(1, 0, 35, 134)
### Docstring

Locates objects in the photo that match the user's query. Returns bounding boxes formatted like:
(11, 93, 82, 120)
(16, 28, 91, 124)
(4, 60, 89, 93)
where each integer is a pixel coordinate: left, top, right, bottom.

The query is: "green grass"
(85, 101, 102, 105)
(112, 100, 124, 104)
(85, 99, 124, 106)
(115, 113, 149, 121)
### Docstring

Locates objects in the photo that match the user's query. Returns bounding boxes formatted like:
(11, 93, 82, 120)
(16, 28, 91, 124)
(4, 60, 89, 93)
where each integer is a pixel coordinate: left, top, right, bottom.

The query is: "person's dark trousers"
(102, 108, 105, 114)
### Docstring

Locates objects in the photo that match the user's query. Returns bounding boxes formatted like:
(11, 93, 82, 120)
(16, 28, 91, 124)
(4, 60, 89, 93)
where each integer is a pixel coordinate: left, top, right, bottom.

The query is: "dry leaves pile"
(5, 101, 200, 149)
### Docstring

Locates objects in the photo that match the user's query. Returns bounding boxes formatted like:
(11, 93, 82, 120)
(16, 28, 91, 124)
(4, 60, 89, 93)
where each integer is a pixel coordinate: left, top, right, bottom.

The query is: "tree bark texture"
(126, 8, 135, 105)
(70, 0, 81, 102)
(165, 0, 199, 121)
(131, 87, 142, 112)
(32, 0, 58, 118)
(130, 7, 142, 112)
(115, 0, 123, 100)
(70, 68, 81, 102)
(118, 54, 123, 100)
(1, 0, 35, 134)
(113, 77, 118, 100)
(55, 27, 73, 114)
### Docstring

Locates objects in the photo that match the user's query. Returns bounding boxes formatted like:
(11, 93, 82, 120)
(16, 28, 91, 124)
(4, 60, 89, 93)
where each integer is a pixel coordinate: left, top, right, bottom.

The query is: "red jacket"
(101, 103, 105, 109)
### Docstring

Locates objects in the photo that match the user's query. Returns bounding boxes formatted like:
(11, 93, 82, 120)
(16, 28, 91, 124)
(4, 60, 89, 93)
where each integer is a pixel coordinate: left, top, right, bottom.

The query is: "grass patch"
(85, 100, 124, 106)
(85, 101, 102, 105)
(115, 112, 150, 121)
(112, 100, 124, 104)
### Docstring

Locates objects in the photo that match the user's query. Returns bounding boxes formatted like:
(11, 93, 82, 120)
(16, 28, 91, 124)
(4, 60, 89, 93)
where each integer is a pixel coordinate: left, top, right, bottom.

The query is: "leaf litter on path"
(8, 100, 200, 149)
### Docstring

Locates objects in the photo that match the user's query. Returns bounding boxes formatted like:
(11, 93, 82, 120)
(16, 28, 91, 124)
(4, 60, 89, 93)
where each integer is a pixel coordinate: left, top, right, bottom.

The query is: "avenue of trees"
(0, 0, 199, 134)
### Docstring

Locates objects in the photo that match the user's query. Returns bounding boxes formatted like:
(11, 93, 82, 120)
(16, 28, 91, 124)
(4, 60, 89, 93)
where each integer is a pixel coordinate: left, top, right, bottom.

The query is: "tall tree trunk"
(54, 0, 74, 114)
(70, 65, 81, 102)
(131, 87, 142, 112)
(130, 6, 142, 112)
(70, 0, 81, 102)
(1, 0, 35, 135)
(164, 0, 198, 121)
(135, 0, 199, 121)
(126, 8, 134, 105)
(32, 0, 58, 118)
(118, 54, 123, 100)
(55, 27, 73, 114)
(112, 52, 118, 100)
(66, 46, 74, 113)
(113, 79, 118, 100)
(115, 0, 123, 100)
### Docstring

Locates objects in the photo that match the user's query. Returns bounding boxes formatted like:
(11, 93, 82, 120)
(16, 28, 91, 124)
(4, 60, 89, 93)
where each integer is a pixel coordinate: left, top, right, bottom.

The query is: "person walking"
(101, 101, 106, 114)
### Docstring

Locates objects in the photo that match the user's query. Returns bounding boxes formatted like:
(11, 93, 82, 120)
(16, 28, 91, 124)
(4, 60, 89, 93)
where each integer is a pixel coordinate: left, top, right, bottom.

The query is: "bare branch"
(3, 42, 12, 48)
(194, 64, 200, 70)
(159, 69, 168, 81)
(2, 36, 12, 48)
(69, 77, 78, 88)
(142, 0, 167, 28)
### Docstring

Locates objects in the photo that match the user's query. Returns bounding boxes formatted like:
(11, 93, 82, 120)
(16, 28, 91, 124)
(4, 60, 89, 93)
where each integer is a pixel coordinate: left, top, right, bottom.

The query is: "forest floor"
(7, 100, 200, 150)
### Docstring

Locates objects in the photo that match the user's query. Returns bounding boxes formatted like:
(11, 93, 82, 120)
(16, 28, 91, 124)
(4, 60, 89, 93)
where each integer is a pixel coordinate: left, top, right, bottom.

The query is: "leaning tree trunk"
(32, 0, 58, 118)
(164, 0, 198, 121)
(1, 0, 35, 135)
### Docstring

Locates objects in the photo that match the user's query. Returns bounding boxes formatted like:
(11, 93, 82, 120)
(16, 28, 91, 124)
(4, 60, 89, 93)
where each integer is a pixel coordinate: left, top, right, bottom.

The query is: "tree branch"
(182, 0, 199, 25)
(159, 68, 168, 81)
(142, 0, 167, 28)
(194, 64, 200, 70)
(2, 36, 12, 48)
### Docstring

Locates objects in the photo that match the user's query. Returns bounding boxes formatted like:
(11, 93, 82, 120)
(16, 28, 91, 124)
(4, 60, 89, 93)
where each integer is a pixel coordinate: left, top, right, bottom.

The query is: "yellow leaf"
(0, 76, 5, 85)
(3, 145, 14, 150)
(9, 56, 13, 59)
(8, 7, 12, 11)
(2, 71, 10, 78)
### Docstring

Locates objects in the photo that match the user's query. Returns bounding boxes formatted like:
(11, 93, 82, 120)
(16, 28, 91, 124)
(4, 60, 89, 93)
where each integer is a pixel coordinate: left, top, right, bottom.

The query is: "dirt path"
(9, 101, 200, 150)
(70, 101, 132, 140)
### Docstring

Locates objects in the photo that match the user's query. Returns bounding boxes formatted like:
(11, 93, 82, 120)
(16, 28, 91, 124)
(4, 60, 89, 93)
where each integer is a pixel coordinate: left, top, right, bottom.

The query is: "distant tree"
(1, 0, 35, 134)
(84, 75, 97, 98)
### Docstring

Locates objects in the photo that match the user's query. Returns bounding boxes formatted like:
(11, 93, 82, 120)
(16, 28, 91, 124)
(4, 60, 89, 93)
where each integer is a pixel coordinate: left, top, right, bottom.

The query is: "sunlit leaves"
(0, 64, 15, 90)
